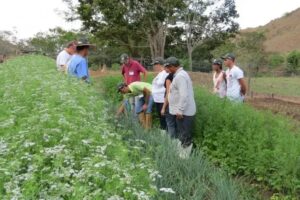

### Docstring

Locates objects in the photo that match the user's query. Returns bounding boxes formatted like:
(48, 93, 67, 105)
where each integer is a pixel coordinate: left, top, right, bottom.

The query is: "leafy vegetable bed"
(0, 56, 156, 199)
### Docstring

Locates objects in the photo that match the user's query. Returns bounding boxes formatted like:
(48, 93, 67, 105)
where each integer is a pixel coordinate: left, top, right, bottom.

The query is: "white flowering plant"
(0, 56, 157, 199)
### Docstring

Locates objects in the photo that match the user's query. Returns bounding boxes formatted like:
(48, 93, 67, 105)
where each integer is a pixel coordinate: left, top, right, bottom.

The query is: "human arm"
(161, 79, 171, 116)
(77, 60, 89, 81)
(116, 103, 125, 117)
(239, 78, 247, 96)
(137, 63, 147, 82)
(142, 87, 151, 111)
(176, 76, 188, 119)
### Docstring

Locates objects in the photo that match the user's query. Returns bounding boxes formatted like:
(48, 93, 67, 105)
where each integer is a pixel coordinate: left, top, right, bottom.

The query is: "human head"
(117, 83, 130, 94)
(76, 39, 95, 57)
(164, 57, 180, 74)
(76, 45, 90, 57)
(221, 53, 235, 68)
(120, 54, 130, 65)
(152, 57, 165, 72)
(212, 59, 223, 71)
(66, 41, 77, 55)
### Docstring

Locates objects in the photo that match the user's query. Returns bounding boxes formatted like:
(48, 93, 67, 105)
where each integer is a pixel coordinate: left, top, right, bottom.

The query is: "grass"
(0, 55, 157, 199)
(250, 77, 300, 97)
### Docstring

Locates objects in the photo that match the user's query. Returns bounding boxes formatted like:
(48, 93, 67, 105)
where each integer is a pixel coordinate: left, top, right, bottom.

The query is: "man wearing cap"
(68, 40, 95, 82)
(165, 57, 196, 156)
(152, 57, 169, 131)
(117, 82, 154, 129)
(120, 54, 147, 85)
(120, 54, 147, 114)
(221, 53, 247, 103)
(56, 41, 77, 73)
(212, 59, 227, 98)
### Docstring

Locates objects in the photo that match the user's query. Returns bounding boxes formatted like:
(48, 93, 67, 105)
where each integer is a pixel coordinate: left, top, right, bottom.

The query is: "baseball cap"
(117, 83, 127, 92)
(120, 54, 129, 63)
(212, 59, 223, 66)
(221, 53, 235, 61)
(164, 57, 180, 67)
(221, 53, 235, 60)
(151, 57, 165, 65)
(76, 39, 95, 48)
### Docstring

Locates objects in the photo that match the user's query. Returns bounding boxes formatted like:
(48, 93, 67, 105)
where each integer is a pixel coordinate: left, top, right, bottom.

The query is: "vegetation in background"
(286, 50, 300, 74)
(251, 77, 300, 97)
(268, 53, 285, 68)
(63, 0, 238, 70)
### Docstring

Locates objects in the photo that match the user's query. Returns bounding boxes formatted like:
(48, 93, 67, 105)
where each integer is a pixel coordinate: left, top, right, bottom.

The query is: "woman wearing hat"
(212, 59, 227, 98)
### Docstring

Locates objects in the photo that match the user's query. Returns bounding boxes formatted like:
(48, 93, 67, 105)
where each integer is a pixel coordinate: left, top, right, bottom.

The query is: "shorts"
(135, 95, 154, 114)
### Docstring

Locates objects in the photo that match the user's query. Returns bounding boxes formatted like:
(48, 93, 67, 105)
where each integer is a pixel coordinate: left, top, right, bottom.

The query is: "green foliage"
(28, 27, 79, 58)
(286, 50, 300, 73)
(193, 88, 300, 197)
(99, 76, 257, 200)
(268, 53, 285, 68)
(0, 55, 157, 199)
(111, 63, 121, 71)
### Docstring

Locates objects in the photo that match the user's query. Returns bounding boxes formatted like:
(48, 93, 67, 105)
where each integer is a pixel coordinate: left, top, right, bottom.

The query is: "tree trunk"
(147, 21, 167, 60)
(187, 46, 193, 71)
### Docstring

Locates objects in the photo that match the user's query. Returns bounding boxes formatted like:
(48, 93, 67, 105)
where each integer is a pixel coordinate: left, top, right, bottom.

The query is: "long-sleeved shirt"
(168, 68, 196, 116)
(152, 70, 169, 103)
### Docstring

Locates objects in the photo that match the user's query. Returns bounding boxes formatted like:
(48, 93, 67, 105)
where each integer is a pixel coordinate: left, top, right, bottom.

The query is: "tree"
(63, 0, 185, 60)
(28, 27, 79, 57)
(182, 0, 239, 70)
(286, 50, 300, 74)
(237, 31, 266, 93)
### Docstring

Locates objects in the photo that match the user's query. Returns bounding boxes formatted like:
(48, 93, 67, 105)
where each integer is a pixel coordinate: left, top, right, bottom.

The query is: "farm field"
(0, 55, 252, 199)
(98, 72, 300, 199)
(90, 69, 300, 122)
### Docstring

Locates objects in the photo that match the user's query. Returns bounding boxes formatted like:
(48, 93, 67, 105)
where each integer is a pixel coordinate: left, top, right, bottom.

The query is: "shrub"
(111, 63, 121, 71)
(193, 88, 300, 196)
(268, 53, 285, 68)
(286, 50, 300, 73)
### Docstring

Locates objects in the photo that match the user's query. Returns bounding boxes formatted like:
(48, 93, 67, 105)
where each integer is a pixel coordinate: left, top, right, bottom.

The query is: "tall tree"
(182, 0, 239, 70)
(63, 0, 185, 59)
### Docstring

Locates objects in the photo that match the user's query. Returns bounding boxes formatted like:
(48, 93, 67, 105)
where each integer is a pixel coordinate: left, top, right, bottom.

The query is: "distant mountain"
(243, 8, 300, 53)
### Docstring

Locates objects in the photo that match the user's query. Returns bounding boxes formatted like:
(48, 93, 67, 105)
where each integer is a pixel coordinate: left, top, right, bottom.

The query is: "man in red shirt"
(121, 54, 147, 84)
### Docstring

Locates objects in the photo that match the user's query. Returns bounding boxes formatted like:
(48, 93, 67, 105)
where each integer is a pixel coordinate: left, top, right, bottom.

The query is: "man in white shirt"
(222, 53, 247, 103)
(165, 57, 196, 153)
(56, 42, 77, 73)
(152, 57, 169, 130)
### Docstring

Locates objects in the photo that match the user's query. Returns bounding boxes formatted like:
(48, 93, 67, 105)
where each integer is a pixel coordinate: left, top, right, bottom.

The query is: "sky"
(0, 0, 300, 39)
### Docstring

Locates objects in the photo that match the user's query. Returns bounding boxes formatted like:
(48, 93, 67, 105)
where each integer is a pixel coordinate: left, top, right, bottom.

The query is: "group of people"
(56, 40, 94, 82)
(56, 40, 247, 157)
(116, 53, 247, 157)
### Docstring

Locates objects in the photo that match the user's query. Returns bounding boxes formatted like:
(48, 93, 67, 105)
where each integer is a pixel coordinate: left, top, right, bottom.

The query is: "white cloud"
(0, 0, 299, 39)
(236, 0, 300, 28)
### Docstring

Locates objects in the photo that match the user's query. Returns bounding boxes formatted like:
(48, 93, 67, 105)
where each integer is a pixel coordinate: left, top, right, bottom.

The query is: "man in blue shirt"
(68, 40, 94, 82)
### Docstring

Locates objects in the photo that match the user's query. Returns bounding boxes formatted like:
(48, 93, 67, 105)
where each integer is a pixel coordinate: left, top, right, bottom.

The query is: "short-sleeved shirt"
(152, 70, 169, 103)
(226, 66, 244, 102)
(128, 82, 152, 96)
(56, 50, 72, 71)
(68, 55, 89, 80)
(122, 59, 146, 85)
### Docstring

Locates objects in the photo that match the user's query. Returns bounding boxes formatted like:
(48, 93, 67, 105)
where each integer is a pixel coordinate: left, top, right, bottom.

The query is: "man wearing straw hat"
(68, 39, 95, 83)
